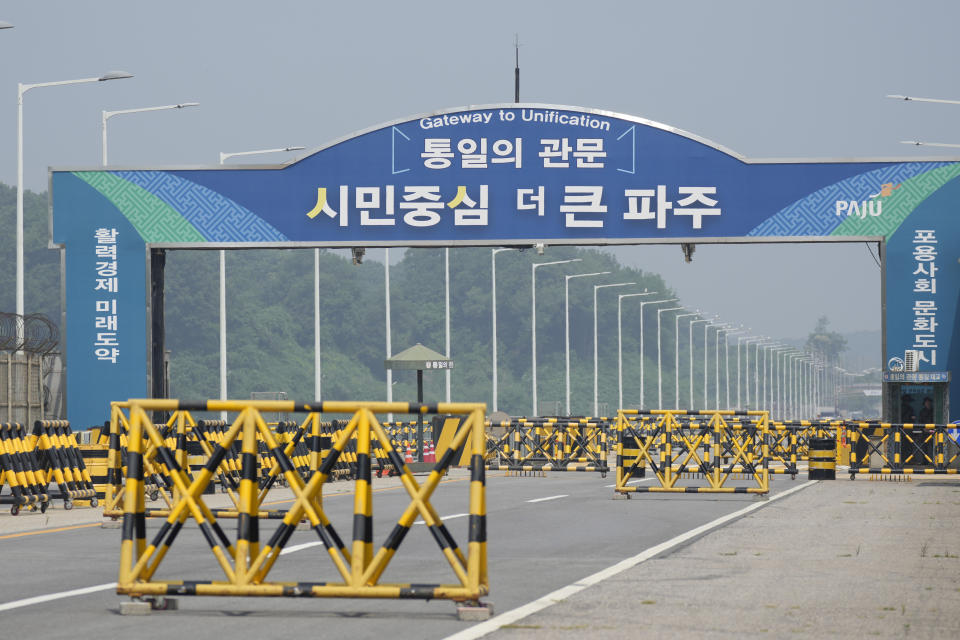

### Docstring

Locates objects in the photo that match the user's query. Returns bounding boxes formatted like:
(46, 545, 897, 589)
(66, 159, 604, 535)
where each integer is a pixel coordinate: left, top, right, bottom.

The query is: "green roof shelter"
(385, 343, 452, 463)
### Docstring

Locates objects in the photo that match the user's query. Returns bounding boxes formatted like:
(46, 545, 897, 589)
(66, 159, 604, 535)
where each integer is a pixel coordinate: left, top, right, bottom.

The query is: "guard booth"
(883, 371, 950, 423)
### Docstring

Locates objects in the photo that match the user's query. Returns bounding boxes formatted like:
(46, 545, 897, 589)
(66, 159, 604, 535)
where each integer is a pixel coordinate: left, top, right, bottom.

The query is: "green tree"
(805, 316, 846, 363)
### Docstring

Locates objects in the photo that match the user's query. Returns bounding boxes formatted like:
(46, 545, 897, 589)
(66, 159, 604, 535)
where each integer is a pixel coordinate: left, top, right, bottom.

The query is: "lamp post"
(444, 249, 451, 403)
(638, 298, 676, 409)
(736, 333, 753, 409)
(704, 321, 730, 409)
(887, 94, 960, 148)
(770, 346, 791, 419)
(532, 259, 581, 416)
(219, 146, 305, 418)
(566, 271, 610, 414)
(16, 70, 134, 347)
(617, 292, 656, 411)
(591, 282, 635, 415)
(689, 317, 712, 408)
(674, 311, 699, 409)
(720, 328, 745, 409)
(490, 248, 516, 413)
(741, 336, 766, 409)
(101, 103, 198, 165)
(656, 306, 683, 409)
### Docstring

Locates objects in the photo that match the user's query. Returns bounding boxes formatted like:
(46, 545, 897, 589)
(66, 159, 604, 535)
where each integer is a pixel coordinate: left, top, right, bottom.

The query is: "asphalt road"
(0, 471, 806, 639)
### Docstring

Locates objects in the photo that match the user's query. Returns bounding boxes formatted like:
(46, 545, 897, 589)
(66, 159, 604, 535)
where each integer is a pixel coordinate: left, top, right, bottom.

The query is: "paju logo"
(835, 182, 900, 218)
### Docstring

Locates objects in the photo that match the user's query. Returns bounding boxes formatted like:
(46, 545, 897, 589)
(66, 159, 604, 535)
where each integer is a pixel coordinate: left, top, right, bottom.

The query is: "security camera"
(534, 243, 545, 255)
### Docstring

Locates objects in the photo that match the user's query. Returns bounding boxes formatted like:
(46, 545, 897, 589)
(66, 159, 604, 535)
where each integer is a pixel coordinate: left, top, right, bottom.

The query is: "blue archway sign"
(50, 103, 959, 426)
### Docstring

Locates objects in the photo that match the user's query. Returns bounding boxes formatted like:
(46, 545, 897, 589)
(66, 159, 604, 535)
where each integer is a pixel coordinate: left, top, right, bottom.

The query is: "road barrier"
(0, 420, 100, 514)
(29, 420, 99, 507)
(615, 410, 770, 495)
(116, 398, 489, 609)
(847, 422, 959, 478)
(483, 417, 610, 475)
(808, 437, 837, 480)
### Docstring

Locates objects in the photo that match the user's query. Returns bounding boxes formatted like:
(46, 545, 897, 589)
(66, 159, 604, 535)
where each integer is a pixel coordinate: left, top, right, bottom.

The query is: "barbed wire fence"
(0, 312, 63, 424)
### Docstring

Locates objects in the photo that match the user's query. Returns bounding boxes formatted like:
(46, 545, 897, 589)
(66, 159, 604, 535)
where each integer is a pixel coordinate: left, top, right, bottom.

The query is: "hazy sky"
(3, 0, 959, 341)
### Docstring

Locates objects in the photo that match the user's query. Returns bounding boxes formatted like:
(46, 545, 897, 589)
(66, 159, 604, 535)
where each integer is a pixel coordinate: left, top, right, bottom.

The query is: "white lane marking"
(526, 494, 568, 503)
(0, 537, 331, 613)
(415, 513, 469, 525)
(604, 477, 654, 488)
(0, 583, 116, 613)
(280, 540, 325, 554)
(444, 480, 819, 640)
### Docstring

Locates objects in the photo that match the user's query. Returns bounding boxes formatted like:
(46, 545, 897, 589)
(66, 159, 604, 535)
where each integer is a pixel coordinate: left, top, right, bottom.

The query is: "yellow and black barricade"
(847, 422, 958, 479)
(116, 398, 489, 606)
(483, 417, 609, 475)
(615, 409, 770, 495)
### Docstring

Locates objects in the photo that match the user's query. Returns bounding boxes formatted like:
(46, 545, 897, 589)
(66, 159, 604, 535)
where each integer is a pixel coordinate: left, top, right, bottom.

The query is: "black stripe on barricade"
(387, 448, 407, 476)
(178, 401, 209, 412)
(167, 581, 200, 596)
(265, 522, 297, 553)
(240, 453, 257, 482)
(399, 585, 441, 599)
(324, 522, 346, 551)
(471, 459, 485, 483)
(269, 446, 296, 475)
(356, 452, 371, 483)
(127, 450, 144, 482)
(469, 514, 487, 543)
(427, 524, 452, 549)
(353, 513, 373, 544)
(318, 447, 343, 476)
(238, 513, 259, 544)
(156, 445, 182, 474)
(383, 523, 411, 551)
(283, 583, 329, 597)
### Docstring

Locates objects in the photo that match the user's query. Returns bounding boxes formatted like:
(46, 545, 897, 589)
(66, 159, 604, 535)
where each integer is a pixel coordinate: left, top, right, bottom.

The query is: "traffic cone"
(424, 441, 436, 463)
(404, 445, 414, 464)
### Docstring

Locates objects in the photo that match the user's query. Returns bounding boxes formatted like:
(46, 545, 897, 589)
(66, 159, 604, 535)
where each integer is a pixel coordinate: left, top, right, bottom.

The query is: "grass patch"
(502, 624, 542, 630)
(719, 551, 738, 556)
(641, 600, 656, 605)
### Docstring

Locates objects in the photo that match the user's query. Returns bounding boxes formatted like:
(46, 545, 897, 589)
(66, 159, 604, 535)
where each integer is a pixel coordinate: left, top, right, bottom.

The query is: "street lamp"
(218, 146, 306, 164)
(702, 321, 730, 408)
(689, 317, 713, 409)
(219, 146, 305, 417)
(706, 322, 731, 408)
(617, 292, 657, 411)
(674, 311, 699, 409)
(566, 271, 610, 415)
(639, 298, 677, 409)
(491, 248, 517, 413)
(532, 258, 581, 416)
(887, 94, 960, 148)
(719, 328, 745, 409)
(16, 70, 134, 346)
(741, 336, 766, 409)
(594, 282, 636, 415)
(101, 102, 199, 165)
(657, 306, 683, 409)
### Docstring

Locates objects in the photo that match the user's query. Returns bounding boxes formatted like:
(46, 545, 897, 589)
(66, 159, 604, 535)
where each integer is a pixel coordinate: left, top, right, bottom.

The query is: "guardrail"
(615, 409, 771, 495)
(115, 399, 489, 611)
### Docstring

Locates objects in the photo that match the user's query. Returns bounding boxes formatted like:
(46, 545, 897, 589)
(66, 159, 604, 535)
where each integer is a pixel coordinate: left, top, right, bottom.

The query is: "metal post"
(675, 312, 698, 409)
(534, 259, 581, 416)
(657, 306, 682, 410)
(566, 272, 609, 415)
(444, 248, 451, 403)
(315, 248, 321, 402)
(593, 281, 634, 415)
(385, 249, 393, 420)
(220, 249, 227, 420)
